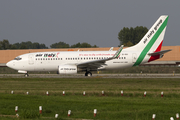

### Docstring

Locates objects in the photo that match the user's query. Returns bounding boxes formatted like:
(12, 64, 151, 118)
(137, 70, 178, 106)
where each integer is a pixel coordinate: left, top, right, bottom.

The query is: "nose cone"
(6, 61, 13, 69)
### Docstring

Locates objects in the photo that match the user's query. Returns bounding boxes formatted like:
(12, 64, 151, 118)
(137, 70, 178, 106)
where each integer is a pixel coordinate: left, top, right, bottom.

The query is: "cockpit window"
(14, 56, 22, 60)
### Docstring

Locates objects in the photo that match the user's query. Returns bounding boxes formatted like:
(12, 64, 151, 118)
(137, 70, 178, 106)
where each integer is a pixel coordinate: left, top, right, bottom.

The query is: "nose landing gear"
(24, 73, 29, 77)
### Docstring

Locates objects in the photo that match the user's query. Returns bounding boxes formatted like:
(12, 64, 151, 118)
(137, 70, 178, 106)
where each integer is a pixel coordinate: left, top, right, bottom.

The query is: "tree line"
(0, 26, 148, 49)
(118, 26, 148, 47)
(0, 40, 98, 50)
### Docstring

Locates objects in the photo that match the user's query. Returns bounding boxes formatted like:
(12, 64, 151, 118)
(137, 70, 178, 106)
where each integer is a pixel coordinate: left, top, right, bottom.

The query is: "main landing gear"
(85, 71, 92, 77)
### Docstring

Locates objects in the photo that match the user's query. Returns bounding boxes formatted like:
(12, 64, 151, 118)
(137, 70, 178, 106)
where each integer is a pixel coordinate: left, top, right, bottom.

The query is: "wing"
(77, 45, 124, 70)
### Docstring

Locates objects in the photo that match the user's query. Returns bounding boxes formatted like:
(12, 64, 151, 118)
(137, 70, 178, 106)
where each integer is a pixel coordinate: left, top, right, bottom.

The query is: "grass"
(0, 77, 179, 119)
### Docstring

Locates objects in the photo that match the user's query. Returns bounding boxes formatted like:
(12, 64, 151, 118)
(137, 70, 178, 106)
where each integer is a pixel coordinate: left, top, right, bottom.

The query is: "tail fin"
(127, 15, 169, 66)
(129, 15, 168, 51)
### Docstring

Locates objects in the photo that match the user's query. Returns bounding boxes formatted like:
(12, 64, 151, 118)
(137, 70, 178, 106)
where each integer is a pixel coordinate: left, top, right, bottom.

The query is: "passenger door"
(132, 53, 137, 63)
(28, 54, 34, 65)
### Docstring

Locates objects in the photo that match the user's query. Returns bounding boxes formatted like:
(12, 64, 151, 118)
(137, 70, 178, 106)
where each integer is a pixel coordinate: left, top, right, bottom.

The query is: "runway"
(0, 73, 180, 78)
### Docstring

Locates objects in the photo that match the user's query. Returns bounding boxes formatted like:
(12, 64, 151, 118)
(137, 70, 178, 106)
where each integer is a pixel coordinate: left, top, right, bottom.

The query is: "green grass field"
(0, 77, 180, 120)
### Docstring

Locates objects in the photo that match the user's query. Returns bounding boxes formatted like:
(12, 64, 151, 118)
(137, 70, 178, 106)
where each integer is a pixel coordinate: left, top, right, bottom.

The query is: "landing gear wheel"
(24, 73, 29, 77)
(87, 72, 92, 76)
(85, 72, 92, 77)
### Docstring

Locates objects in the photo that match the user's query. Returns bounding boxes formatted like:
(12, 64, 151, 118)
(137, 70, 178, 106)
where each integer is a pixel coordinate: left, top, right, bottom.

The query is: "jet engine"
(58, 65, 77, 74)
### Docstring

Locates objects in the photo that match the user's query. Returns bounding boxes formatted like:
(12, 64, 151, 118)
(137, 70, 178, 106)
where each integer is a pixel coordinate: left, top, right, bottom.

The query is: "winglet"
(109, 47, 114, 51)
(113, 45, 124, 58)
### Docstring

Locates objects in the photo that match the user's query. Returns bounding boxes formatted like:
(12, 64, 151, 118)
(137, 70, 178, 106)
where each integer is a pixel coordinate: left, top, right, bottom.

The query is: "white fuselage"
(6, 49, 145, 72)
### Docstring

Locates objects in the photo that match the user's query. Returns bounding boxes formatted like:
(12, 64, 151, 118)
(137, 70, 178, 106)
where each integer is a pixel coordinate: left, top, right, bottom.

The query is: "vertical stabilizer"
(126, 15, 169, 66)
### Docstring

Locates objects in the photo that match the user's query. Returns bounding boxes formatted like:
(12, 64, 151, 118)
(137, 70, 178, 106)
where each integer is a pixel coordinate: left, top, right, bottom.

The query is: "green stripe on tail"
(133, 16, 169, 66)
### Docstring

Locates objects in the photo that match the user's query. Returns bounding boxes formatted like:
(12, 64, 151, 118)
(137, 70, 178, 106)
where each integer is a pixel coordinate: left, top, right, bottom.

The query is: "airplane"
(6, 15, 171, 77)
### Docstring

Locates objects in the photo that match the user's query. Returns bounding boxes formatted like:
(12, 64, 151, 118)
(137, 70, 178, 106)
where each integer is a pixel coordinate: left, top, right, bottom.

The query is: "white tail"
(128, 15, 168, 51)
(125, 15, 169, 66)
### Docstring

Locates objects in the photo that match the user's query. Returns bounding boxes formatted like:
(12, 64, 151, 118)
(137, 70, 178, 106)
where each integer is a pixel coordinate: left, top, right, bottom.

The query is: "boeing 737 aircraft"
(6, 15, 171, 77)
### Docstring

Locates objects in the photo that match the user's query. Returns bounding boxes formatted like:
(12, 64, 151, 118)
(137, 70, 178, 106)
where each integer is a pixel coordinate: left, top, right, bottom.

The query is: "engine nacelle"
(18, 70, 27, 73)
(58, 65, 77, 74)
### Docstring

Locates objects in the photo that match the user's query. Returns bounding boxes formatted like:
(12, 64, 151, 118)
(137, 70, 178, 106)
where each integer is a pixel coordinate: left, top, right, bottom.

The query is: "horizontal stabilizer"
(148, 49, 172, 56)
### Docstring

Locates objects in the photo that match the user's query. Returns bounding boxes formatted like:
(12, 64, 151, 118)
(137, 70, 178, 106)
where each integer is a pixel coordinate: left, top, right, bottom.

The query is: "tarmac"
(0, 73, 180, 78)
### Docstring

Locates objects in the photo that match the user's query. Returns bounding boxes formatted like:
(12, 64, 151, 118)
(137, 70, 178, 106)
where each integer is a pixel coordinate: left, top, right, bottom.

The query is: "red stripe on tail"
(148, 41, 163, 62)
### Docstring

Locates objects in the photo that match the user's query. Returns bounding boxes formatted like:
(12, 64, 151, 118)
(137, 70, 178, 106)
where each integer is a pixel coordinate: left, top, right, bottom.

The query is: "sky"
(0, 0, 179, 48)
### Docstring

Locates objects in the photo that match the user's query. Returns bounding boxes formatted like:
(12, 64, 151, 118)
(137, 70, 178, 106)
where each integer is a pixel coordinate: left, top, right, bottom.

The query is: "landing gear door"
(28, 54, 34, 65)
(132, 53, 137, 63)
